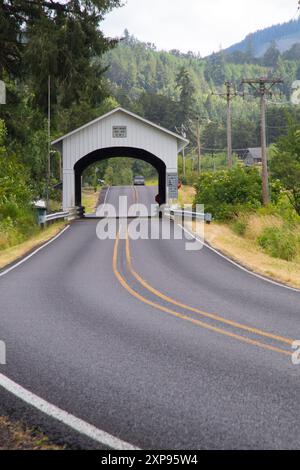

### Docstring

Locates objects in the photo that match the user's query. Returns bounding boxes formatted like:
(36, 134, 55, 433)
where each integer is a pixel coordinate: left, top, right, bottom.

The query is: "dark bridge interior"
(74, 147, 167, 208)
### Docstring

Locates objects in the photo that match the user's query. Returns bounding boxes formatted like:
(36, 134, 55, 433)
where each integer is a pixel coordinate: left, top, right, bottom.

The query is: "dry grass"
(244, 213, 283, 240)
(0, 416, 64, 450)
(178, 185, 196, 207)
(188, 221, 300, 289)
(0, 222, 66, 270)
(82, 188, 101, 214)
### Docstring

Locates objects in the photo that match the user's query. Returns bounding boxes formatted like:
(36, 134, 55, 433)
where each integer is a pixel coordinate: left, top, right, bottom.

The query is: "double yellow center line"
(113, 231, 293, 357)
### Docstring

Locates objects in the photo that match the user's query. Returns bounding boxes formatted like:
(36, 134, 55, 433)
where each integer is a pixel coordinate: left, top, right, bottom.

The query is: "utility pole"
(241, 77, 283, 206)
(46, 75, 51, 211)
(181, 124, 187, 178)
(226, 82, 233, 167)
(196, 117, 201, 175)
(213, 81, 237, 167)
(176, 124, 187, 178)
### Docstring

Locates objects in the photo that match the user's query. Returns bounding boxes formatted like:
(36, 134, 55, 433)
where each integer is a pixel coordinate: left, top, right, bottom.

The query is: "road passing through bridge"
(0, 186, 299, 450)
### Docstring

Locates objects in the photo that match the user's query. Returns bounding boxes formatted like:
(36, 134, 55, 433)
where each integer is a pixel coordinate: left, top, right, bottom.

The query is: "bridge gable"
(52, 107, 188, 172)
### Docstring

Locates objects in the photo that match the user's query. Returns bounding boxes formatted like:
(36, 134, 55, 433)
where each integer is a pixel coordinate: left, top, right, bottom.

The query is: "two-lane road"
(0, 185, 299, 449)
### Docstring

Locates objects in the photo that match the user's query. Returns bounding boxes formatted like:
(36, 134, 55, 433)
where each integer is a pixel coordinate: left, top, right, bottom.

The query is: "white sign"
(0, 81, 6, 105)
(113, 126, 127, 138)
(167, 173, 178, 200)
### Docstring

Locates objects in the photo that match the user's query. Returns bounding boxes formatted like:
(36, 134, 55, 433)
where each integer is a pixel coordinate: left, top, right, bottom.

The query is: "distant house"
(244, 148, 262, 167)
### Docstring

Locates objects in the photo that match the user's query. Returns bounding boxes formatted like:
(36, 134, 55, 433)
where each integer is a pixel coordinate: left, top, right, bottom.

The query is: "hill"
(102, 30, 300, 153)
(225, 18, 300, 57)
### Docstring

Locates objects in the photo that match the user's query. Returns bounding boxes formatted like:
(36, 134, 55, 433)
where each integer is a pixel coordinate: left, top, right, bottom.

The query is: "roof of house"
(247, 148, 262, 160)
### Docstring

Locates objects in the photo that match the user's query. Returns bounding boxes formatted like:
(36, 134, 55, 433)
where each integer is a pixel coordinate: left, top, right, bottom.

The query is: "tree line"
(104, 31, 300, 153)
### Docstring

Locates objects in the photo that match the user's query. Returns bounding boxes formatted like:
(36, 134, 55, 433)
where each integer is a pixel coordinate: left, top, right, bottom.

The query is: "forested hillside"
(103, 30, 300, 152)
(226, 18, 300, 57)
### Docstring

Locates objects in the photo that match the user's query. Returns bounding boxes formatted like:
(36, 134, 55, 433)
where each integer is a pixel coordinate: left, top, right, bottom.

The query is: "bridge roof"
(52, 107, 189, 150)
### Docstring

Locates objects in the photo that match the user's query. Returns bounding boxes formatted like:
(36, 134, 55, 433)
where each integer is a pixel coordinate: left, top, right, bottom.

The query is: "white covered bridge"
(52, 107, 188, 212)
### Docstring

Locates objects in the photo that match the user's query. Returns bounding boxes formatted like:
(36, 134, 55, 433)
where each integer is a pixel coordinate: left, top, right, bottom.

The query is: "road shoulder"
(187, 221, 300, 290)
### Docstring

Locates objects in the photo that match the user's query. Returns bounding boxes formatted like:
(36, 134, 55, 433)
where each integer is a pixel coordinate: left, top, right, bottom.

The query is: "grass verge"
(0, 416, 64, 450)
(188, 220, 300, 289)
(146, 178, 158, 187)
(82, 188, 101, 214)
(178, 185, 196, 206)
(0, 221, 66, 270)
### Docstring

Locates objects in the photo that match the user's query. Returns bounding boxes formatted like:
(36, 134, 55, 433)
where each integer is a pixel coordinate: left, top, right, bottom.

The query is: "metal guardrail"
(38, 206, 85, 225)
(45, 211, 70, 222)
(165, 208, 213, 224)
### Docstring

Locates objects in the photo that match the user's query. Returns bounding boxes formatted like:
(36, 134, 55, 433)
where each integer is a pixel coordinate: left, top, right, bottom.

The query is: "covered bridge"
(52, 107, 188, 212)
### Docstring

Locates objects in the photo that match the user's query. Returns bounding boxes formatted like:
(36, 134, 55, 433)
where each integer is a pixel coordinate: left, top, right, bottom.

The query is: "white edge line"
(0, 225, 70, 278)
(0, 221, 139, 450)
(103, 186, 110, 205)
(95, 186, 110, 215)
(0, 373, 139, 450)
(179, 224, 300, 294)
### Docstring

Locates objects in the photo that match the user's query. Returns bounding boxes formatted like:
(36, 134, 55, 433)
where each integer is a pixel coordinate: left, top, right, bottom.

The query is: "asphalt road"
(0, 185, 299, 450)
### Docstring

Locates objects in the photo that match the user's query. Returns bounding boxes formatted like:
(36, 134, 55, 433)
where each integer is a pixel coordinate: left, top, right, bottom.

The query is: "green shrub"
(0, 138, 38, 250)
(232, 219, 248, 236)
(257, 227, 299, 261)
(194, 167, 262, 220)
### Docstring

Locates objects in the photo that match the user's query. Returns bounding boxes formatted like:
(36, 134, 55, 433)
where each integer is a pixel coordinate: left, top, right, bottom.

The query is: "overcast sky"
(102, 0, 299, 56)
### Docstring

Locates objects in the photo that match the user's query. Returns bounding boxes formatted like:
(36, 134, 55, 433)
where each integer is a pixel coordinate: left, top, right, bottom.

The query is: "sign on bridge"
(113, 126, 127, 138)
(167, 173, 179, 200)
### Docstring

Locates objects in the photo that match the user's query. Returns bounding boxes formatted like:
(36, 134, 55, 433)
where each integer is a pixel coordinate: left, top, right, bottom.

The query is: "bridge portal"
(52, 107, 188, 212)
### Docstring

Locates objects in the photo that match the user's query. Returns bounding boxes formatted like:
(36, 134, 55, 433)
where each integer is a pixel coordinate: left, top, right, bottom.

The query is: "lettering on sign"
(112, 126, 127, 138)
(167, 173, 178, 199)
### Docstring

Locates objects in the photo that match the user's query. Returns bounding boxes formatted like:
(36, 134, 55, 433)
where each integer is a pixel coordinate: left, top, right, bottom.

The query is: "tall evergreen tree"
(1, 1, 122, 111)
(176, 66, 196, 126)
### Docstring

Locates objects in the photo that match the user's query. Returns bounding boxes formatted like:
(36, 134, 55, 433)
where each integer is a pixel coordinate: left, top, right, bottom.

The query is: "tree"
(138, 92, 178, 131)
(283, 43, 300, 61)
(1, 1, 122, 110)
(0, 1, 22, 77)
(245, 37, 255, 63)
(194, 167, 262, 220)
(263, 41, 280, 67)
(271, 120, 300, 215)
(176, 67, 195, 126)
(204, 52, 226, 86)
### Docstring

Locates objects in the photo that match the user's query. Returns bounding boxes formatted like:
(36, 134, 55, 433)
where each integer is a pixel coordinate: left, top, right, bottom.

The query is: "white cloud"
(102, 0, 298, 55)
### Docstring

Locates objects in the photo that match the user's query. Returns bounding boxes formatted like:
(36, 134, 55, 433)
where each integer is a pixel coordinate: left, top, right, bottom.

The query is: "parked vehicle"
(133, 175, 145, 186)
